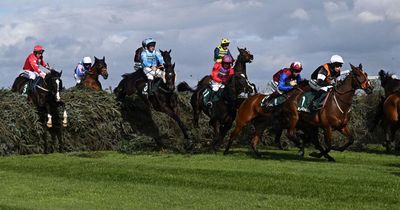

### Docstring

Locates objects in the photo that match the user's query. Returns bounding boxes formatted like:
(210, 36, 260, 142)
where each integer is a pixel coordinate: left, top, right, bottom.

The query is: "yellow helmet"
(221, 38, 230, 45)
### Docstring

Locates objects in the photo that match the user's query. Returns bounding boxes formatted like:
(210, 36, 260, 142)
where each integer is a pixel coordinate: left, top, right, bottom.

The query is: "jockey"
(214, 38, 233, 63)
(264, 62, 303, 107)
(140, 38, 165, 95)
(22, 45, 50, 95)
(206, 54, 234, 107)
(74, 56, 92, 84)
(308, 54, 344, 111)
(133, 38, 148, 71)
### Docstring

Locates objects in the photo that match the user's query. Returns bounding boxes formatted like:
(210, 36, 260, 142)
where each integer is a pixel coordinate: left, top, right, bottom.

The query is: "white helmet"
(330, 55, 344, 64)
(83, 56, 92, 64)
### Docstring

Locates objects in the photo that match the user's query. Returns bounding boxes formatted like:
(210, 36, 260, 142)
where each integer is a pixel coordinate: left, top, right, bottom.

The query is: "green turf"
(0, 148, 399, 210)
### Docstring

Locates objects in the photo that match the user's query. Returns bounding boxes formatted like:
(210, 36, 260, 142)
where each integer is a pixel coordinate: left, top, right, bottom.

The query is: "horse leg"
(218, 122, 232, 149)
(61, 103, 68, 127)
(224, 119, 246, 155)
(250, 121, 263, 157)
(211, 120, 221, 151)
(43, 129, 49, 154)
(389, 124, 397, 152)
(333, 126, 354, 152)
(57, 128, 64, 152)
(191, 93, 200, 128)
(322, 127, 335, 161)
(224, 107, 257, 155)
(383, 124, 392, 152)
(45, 104, 53, 128)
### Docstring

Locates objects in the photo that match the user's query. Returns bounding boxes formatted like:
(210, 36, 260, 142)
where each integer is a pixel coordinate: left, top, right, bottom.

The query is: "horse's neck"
(234, 59, 246, 75)
(331, 75, 355, 113)
(87, 68, 99, 80)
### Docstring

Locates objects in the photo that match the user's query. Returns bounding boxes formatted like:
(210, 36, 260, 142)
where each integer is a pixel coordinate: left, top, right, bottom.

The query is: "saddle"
(297, 90, 331, 112)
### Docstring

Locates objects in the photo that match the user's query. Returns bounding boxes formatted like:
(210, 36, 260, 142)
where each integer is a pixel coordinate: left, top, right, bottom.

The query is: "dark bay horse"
(224, 80, 311, 156)
(114, 50, 192, 144)
(114, 50, 172, 100)
(284, 64, 373, 161)
(196, 47, 256, 95)
(380, 93, 400, 151)
(12, 69, 68, 153)
(79, 56, 108, 91)
(369, 70, 400, 132)
(178, 73, 252, 150)
(378, 69, 400, 97)
(369, 70, 400, 151)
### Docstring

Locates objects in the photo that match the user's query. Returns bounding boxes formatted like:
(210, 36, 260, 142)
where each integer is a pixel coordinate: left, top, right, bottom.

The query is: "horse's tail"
(177, 81, 196, 92)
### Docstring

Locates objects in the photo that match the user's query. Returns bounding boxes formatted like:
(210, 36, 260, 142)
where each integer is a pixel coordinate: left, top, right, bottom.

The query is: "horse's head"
(160, 49, 172, 65)
(378, 69, 394, 88)
(350, 63, 373, 94)
(163, 63, 176, 91)
(237, 47, 254, 63)
(44, 69, 63, 102)
(93, 56, 109, 79)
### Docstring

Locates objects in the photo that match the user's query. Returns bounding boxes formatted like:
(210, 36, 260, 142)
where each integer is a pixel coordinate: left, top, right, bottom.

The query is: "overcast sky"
(1, 0, 400, 90)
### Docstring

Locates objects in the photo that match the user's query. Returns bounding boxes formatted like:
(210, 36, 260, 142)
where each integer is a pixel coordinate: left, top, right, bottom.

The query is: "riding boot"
(310, 90, 326, 111)
(206, 90, 215, 108)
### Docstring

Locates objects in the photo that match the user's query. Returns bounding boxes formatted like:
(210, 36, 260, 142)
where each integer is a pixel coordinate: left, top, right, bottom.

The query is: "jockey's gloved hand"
(39, 72, 46, 78)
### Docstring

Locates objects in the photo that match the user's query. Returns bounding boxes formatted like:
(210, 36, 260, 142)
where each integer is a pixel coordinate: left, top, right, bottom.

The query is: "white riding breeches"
(210, 80, 224, 92)
(143, 67, 165, 80)
(74, 73, 82, 84)
(23, 70, 38, 80)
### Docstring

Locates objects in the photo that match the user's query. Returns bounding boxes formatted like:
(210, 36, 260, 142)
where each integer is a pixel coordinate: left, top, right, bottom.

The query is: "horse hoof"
(47, 124, 52, 128)
(63, 123, 67, 127)
(309, 152, 323, 159)
(327, 157, 336, 162)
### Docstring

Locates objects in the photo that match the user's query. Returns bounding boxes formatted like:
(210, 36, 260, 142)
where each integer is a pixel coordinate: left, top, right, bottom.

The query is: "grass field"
(0, 148, 399, 210)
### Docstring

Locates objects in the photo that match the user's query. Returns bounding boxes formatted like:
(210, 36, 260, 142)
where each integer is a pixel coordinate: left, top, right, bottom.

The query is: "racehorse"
(378, 69, 400, 97)
(369, 70, 399, 132)
(224, 80, 311, 156)
(195, 47, 256, 94)
(12, 69, 68, 153)
(380, 93, 400, 151)
(177, 72, 252, 150)
(283, 64, 373, 161)
(114, 50, 192, 145)
(79, 56, 108, 91)
(369, 70, 400, 151)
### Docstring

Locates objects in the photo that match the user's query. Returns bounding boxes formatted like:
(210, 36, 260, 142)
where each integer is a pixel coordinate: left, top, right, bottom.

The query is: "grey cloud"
(0, 0, 399, 90)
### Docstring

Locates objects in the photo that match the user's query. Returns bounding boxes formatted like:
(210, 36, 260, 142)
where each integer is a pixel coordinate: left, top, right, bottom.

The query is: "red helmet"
(290, 61, 302, 72)
(33, 45, 45, 52)
(222, 55, 233, 64)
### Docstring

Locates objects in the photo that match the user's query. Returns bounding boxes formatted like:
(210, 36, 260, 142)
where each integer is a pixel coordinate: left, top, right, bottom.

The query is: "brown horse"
(178, 73, 252, 150)
(80, 56, 108, 91)
(381, 93, 400, 151)
(196, 47, 256, 94)
(284, 64, 373, 161)
(224, 80, 311, 156)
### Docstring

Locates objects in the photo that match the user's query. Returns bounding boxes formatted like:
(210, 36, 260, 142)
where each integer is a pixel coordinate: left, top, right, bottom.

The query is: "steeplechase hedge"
(0, 87, 390, 156)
